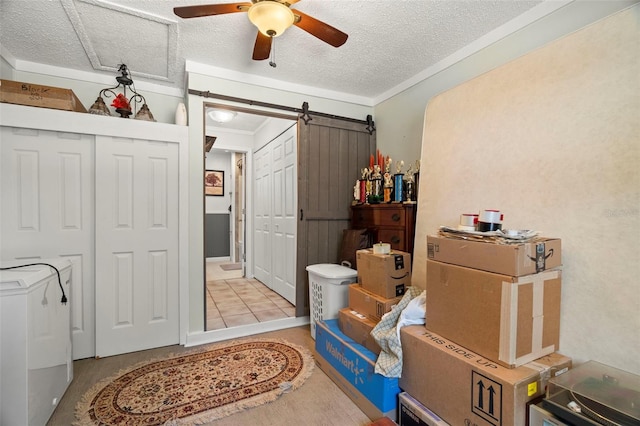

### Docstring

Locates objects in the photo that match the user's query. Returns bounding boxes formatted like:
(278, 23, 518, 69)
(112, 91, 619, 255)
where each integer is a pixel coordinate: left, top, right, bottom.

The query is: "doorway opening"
(203, 103, 298, 331)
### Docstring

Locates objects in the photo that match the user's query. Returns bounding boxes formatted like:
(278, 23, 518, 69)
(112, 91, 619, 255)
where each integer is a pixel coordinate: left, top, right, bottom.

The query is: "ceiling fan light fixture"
(208, 109, 237, 123)
(248, 1, 295, 37)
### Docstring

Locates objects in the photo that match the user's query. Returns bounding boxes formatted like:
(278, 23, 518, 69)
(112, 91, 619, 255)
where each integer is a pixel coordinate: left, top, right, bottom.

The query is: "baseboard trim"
(206, 257, 230, 262)
(184, 316, 311, 347)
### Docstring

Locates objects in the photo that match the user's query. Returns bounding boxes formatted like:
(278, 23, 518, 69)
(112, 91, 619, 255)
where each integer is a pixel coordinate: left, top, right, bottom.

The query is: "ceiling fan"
(174, 0, 348, 61)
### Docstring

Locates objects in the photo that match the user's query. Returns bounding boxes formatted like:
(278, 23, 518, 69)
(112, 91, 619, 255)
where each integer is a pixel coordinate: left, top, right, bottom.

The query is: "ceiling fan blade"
(252, 31, 272, 61)
(174, 2, 251, 19)
(293, 9, 348, 47)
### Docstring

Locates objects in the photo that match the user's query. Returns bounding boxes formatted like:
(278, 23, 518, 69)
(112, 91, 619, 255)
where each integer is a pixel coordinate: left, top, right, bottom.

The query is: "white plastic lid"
(0, 258, 72, 291)
(305, 263, 357, 279)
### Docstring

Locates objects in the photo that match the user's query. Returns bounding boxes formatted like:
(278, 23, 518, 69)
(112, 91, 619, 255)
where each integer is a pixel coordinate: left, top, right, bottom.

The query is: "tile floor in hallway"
(205, 261, 295, 330)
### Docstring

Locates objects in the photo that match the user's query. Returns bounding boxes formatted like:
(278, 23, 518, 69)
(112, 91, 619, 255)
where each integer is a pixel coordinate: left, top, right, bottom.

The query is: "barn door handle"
(300, 209, 304, 220)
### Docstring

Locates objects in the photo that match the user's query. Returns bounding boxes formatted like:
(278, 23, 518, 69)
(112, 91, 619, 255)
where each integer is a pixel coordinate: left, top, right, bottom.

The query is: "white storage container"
(0, 258, 73, 426)
(306, 263, 357, 339)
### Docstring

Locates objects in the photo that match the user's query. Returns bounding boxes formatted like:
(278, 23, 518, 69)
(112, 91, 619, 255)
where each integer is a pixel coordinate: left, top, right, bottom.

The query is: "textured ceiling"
(0, 0, 547, 103)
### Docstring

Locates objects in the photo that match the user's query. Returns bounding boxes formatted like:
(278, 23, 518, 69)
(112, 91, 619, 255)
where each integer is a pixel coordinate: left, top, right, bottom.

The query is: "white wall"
(2, 69, 183, 124)
(254, 118, 297, 152)
(200, 117, 294, 277)
(186, 70, 374, 333)
(0, 56, 14, 80)
(414, 5, 639, 375)
(4, 1, 638, 358)
(204, 151, 232, 214)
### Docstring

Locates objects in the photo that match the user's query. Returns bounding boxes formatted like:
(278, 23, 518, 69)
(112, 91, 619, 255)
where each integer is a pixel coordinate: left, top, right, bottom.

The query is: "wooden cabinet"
(350, 203, 417, 255)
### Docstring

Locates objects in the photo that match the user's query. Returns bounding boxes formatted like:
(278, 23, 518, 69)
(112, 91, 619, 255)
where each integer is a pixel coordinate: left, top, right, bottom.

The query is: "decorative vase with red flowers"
(111, 93, 132, 118)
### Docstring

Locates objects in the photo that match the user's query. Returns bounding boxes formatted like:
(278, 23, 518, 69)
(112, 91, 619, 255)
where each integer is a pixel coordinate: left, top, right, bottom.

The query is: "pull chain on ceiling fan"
(174, 0, 348, 61)
(269, 35, 277, 68)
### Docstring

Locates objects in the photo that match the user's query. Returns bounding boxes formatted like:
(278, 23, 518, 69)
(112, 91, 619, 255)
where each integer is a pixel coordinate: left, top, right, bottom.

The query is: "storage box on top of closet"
(0, 79, 87, 113)
(0, 258, 73, 426)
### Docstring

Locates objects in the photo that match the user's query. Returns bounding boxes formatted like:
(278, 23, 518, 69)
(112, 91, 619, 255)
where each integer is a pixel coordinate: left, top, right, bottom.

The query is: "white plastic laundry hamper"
(306, 263, 357, 340)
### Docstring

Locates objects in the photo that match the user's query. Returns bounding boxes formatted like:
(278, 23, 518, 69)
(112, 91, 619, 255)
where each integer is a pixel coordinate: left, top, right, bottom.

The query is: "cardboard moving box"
(426, 260, 561, 368)
(338, 308, 381, 354)
(427, 235, 561, 276)
(348, 284, 402, 322)
(0, 80, 87, 113)
(357, 249, 411, 298)
(315, 319, 400, 421)
(399, 326, 571, 426)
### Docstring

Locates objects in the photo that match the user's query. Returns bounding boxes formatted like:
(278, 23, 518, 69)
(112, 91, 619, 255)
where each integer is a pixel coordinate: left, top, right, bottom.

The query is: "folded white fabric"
(371, 287, 425, 378)
(396, 290, 426, 340)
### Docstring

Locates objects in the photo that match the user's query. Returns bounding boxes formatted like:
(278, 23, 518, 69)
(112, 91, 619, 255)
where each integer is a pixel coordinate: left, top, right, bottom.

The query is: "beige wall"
(414, 6, 640, 374)
(373, 0, 639, 171)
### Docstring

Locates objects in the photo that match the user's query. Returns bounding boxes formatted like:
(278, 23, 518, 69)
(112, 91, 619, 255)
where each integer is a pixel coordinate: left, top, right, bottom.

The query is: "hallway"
(205, 261, 295, 330)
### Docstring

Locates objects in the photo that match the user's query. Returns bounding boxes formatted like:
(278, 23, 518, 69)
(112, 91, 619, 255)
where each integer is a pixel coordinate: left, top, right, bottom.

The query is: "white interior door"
(95, 136, 180, 357)
(229, 191, 235, 263)
(234, 154, 246, 273)
(270, 126, 297, 303)
(253, 147, 271, 285)
(0, 126, 95, 360)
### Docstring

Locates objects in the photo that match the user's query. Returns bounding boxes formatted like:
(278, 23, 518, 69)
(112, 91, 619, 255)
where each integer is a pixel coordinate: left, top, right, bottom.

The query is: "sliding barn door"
(95, 136, 180, 357)
(296, 116, 376, 314)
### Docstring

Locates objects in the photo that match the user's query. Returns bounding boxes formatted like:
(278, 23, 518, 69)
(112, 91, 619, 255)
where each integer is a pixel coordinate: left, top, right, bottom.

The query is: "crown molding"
(186, 60, 374, 107)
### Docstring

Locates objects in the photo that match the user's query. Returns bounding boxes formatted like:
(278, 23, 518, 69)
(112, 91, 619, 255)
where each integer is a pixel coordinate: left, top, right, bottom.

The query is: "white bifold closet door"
(253, 125, 297, 304)
(0, 126, 96, 360)
(95, 136, 180, 358)
(253, 145, 272, 286)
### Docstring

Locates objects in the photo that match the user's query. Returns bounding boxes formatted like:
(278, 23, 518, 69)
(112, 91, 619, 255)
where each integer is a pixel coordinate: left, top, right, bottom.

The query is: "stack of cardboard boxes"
(315, 249, 412, 420)
(399, 235, 572, 426)
(338, 249, 411, 354)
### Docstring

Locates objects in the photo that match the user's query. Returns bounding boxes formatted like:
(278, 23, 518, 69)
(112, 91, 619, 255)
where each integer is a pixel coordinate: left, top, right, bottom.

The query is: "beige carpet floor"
(47, 326, 372, 426)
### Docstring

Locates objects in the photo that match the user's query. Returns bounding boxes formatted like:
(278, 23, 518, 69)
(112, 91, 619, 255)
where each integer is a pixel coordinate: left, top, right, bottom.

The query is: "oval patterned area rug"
(75, 339, 314, 425)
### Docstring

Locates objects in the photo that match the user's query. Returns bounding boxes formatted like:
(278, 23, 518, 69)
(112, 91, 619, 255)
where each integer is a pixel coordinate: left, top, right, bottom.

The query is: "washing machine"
(0, 258, 73, 425)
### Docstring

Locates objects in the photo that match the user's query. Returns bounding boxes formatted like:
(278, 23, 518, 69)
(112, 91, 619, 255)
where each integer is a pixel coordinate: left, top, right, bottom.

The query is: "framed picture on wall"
(205, 170, 224, 196)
